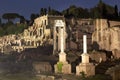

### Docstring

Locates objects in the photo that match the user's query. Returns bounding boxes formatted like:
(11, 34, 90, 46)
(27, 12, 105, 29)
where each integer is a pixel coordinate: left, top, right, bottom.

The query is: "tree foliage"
(62, 0, 120, 20)
(40, 7, 62, 16)
(114, 5, 118, 17)
(0, 22, 27, 36)
(2, 13, 19, 22)
(0, 18, 1, 25)
(62, 5, 91, 18)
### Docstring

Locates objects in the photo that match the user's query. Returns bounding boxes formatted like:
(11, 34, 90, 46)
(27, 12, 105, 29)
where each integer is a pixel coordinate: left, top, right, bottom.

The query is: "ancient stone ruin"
(0, 15, 66, 53)
(54, 20, 71, 74)
(92, 19, 120, 58)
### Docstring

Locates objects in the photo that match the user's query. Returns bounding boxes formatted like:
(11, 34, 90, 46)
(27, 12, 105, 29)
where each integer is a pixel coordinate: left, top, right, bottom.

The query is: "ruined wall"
(66, 18, 94, 51)
(92, 19, 120, 52)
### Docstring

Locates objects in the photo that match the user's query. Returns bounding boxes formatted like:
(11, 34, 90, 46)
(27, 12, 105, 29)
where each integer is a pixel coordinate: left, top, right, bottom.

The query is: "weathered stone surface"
(112, 49, 120, 59)
(76, 63, 95, 76)
(33, 62, 52, 74)
(89, 51, 106, 62)
(92, 19, 120, 58)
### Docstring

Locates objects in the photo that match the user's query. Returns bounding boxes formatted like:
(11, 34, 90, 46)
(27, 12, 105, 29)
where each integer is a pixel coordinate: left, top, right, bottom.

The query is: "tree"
(19, 16, 26, 24)
(50, 9, 62, 15)
(62, 5, 90, 18)
(43, 8, 47, 15)
(40, 8, 44, 16)
(102, 3, 107, 18)
(2, 13, 19, 22)
(30, 14, 36, 21)
(0, 18, 1, 26)
(0, 27, 5, 36)
(48, 6, 51, 15)
(114, 5, 118, 17)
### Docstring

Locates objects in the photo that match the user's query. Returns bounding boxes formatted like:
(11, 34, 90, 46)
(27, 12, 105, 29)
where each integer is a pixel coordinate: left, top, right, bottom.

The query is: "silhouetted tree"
(43, 8, 47, 15)
(49, 9, 62, 15)
(0, 27, 5, 36)
(48, 6, 51, 15)
(2, 13, 19, 22)
(40, 8, 44, 16)
(19, 16, 26, 24)
(114, 5, 118, 17)
(62, 5, 90, 18)
(30, 14, 36, 21)
(102, 3, 107, 18)
(0, 18, 1, 26)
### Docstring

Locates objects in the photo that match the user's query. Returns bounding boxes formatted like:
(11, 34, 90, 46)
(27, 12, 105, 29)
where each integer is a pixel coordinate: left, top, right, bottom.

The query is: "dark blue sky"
(0, 0, 120, 20)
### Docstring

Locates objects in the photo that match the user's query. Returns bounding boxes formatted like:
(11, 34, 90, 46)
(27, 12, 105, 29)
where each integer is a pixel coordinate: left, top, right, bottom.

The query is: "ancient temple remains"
(54, 20, 71, 74)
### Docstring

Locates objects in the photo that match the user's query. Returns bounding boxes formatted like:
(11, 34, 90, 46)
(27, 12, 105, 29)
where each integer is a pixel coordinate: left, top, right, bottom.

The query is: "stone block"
(76, 63, 95, 76)
(62, 63, 71, 74)
(81, 53, 89, 63)
(59, 53, 66, 63)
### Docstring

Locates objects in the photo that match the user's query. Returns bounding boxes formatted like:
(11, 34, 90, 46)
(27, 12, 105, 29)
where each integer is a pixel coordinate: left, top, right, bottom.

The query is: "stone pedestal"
(76, 53, 95, 76)
(59, 52, 67, 63)
(76, 35, 95, 76)
(54, 53, 71, 74)
(54, 62, 71, 74)
(76, 63, 95, 76)
(81, 53, 89, 63)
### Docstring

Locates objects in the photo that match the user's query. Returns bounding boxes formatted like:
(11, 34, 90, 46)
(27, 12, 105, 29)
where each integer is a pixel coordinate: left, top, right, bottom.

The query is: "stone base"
(54, 61, 71, 74)
(76, 63, 95, 76)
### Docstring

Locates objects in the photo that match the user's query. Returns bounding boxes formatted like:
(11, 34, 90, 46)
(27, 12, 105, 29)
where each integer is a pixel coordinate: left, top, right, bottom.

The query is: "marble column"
(83, 35, 87, 53)
(59, 27, 66, 63)
(60, 27, 64, 53)
(58, 27, 61, 51)
(53, 26, 56, 55)
(82, 35, 89, 63)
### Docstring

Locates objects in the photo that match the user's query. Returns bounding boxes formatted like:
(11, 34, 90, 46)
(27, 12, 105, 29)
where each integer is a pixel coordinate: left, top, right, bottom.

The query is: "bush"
(57, 62, 63, 73)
